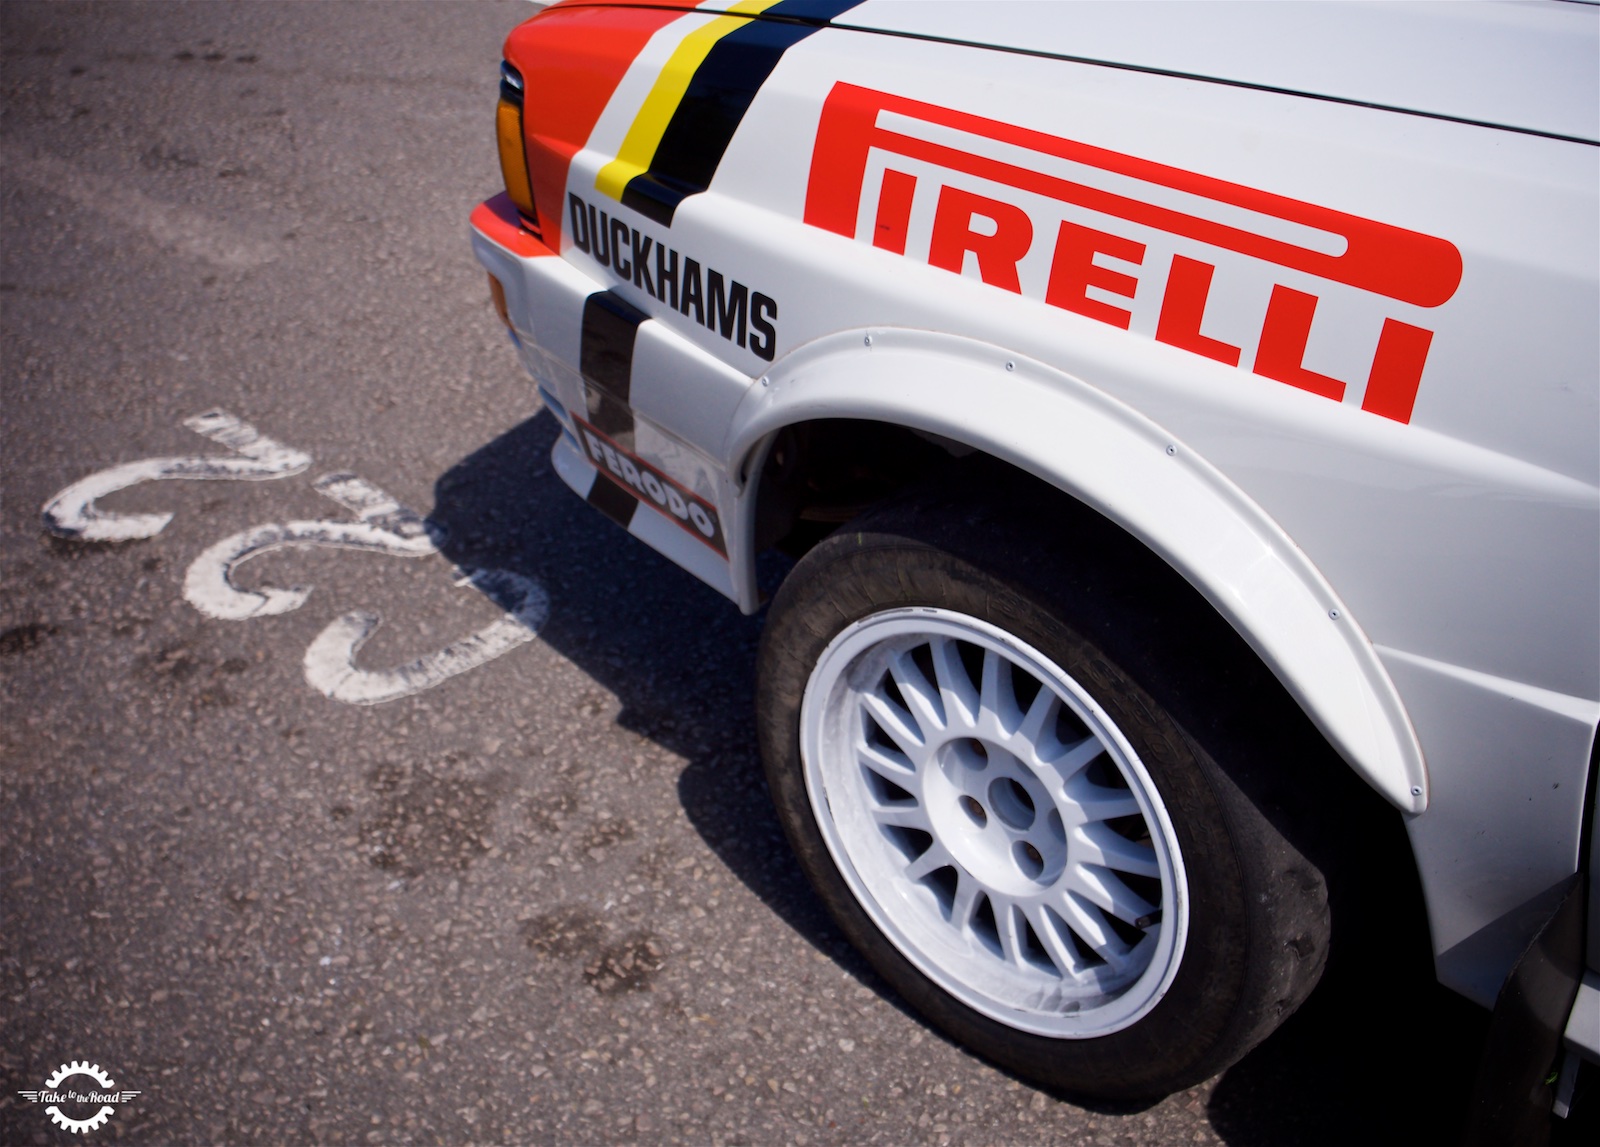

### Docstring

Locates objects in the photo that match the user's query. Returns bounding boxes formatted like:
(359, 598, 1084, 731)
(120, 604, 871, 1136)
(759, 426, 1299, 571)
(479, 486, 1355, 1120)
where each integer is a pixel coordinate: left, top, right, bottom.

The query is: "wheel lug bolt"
(960, 796, 987, 825)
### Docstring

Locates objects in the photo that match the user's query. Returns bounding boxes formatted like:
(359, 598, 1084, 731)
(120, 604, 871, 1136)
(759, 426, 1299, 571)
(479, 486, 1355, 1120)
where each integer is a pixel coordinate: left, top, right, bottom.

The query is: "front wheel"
(757, 486, 1333, 1099)
(803, 606, 1190, 1038)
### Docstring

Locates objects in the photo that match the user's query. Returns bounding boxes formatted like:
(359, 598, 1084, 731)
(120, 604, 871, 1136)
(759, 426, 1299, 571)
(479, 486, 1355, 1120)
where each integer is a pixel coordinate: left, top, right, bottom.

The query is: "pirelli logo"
(804, 83, 1464, 424)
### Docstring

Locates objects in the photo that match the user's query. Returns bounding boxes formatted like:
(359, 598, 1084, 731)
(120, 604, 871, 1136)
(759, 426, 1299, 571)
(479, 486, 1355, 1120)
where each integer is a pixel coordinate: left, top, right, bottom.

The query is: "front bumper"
(470, 193, 748, 605)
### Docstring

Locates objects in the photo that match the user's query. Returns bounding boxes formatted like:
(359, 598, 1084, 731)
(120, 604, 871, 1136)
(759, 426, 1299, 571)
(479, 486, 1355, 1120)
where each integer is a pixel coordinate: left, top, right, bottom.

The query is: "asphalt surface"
(0, 3, 1523, 1144)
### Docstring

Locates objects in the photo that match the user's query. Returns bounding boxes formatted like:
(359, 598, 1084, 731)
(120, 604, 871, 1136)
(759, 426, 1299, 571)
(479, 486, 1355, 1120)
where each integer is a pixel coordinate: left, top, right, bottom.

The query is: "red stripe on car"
(505, 3, 691, 250)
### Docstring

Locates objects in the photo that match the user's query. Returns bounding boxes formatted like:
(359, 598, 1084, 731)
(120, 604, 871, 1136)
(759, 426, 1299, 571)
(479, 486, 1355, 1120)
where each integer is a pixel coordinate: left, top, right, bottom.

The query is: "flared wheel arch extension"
(727, 329, 1429, 817)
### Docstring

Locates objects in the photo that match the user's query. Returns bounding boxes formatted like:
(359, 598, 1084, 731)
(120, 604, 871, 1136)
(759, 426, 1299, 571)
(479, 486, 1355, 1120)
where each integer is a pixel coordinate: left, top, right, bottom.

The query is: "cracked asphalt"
(2, 3, 1508, 1144)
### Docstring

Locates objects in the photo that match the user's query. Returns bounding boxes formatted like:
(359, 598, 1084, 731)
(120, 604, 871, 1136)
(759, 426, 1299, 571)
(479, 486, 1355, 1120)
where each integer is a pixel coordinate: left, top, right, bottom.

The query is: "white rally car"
(472, 0, 1599, 1110)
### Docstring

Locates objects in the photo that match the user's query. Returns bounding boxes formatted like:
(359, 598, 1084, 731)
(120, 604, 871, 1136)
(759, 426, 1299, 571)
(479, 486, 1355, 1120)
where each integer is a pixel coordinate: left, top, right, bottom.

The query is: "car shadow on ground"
(427, 409, 887, 976)
(1206, 967, 1490, 1144)
(430, 409, 1510, 1143)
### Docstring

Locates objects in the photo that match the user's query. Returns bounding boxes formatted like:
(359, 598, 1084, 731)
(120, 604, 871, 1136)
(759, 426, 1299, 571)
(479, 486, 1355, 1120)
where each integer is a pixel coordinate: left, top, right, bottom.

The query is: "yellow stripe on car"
(595, 0, 782, 203)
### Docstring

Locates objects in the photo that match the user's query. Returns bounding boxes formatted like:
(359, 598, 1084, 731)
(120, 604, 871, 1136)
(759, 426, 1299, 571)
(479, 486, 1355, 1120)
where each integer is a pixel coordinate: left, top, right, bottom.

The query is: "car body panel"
(828, 0, 1600, 143)
(477, 0, 1599, 1012)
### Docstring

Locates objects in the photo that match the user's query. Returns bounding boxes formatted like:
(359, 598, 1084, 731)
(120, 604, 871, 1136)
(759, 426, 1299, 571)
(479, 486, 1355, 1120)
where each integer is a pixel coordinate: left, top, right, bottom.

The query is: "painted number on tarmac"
(42, 410, 311, 541)
(42, 410, 549, 705)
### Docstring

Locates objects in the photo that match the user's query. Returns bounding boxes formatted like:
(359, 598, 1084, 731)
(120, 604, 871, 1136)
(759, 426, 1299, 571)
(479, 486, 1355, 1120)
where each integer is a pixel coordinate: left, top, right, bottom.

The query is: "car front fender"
(725, 326, 1429, 815)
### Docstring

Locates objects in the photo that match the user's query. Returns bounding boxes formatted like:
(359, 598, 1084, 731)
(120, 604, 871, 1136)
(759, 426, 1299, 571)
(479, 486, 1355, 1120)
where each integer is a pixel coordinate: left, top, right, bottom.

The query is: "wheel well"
(750, 418, 965, 558)
(750, 421, 1432, 979)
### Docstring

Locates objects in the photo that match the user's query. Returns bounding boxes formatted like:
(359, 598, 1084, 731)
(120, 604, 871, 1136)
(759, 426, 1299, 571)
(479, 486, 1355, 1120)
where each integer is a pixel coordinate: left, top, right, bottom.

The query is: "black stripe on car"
(621, 0, 863, 226)
(586, 466, 641, 530)
(579, 289, 647, 440)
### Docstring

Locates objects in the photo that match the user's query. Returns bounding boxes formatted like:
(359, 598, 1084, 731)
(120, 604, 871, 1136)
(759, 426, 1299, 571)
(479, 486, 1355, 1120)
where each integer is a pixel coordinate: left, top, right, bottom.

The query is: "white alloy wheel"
(800, 608, 1189, 1038)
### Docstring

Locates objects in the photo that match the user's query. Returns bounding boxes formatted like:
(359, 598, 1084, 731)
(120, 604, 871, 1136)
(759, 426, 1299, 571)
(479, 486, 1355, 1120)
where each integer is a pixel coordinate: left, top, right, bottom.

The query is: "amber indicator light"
(496, 61, 538, 230)
(487, 273, 511, 329)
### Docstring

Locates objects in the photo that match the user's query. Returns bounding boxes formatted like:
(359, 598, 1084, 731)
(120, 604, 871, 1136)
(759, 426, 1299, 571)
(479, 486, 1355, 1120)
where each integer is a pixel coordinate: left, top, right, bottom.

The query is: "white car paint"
(474, 0, 1598, 1027)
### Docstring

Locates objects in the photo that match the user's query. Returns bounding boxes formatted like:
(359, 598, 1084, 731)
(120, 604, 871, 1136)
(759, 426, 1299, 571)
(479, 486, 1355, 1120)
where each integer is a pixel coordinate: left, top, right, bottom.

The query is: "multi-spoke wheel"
(758, 481, 1333, 1099)
(802, 609, 1187, 1038)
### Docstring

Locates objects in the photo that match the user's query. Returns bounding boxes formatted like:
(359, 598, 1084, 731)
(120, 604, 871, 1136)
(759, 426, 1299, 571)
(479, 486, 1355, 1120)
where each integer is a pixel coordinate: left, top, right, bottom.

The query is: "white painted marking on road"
(53, 407, 551, 705)
(303, 568, 550, 705)
(41, 410, 311, 541)
(183, 473, 440, 620)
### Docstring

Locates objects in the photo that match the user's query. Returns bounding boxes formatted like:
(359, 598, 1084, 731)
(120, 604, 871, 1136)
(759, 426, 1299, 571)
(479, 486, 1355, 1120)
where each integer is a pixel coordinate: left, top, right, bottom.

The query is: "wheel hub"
(926, 737, 1066, 894)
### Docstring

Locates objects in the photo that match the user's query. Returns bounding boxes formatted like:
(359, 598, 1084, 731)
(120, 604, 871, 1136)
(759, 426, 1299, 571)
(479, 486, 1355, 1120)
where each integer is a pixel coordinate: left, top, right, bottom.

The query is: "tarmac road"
(1, 3, 1504, 1144)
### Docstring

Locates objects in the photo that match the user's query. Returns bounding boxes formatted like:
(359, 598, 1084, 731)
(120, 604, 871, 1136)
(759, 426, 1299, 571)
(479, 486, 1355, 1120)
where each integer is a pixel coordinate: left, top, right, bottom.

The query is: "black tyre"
(756, 470, 1334, 1099)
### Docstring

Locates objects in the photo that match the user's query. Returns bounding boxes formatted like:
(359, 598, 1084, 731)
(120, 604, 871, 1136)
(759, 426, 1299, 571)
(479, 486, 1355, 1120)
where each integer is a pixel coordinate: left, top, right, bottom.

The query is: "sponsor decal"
(16, 1061, 140, 1134)
(805, 83, 1463, 424)
(569, 193, 779, 361)
(574, 415, 727, 556)
(595, 0, 863, 226)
